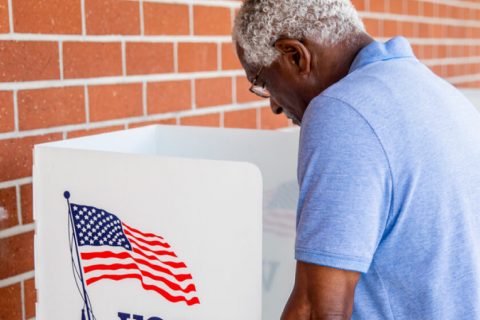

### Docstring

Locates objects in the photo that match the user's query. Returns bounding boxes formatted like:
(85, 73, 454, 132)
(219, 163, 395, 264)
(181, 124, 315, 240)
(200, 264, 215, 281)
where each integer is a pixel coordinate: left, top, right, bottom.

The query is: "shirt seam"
(316, 94, 396, 245)
(296, 247, 370, 264)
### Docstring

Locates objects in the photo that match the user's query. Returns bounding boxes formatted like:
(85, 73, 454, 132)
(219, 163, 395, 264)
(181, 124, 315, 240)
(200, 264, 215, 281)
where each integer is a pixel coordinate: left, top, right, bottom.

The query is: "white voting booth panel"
(33, 125, 299, 320)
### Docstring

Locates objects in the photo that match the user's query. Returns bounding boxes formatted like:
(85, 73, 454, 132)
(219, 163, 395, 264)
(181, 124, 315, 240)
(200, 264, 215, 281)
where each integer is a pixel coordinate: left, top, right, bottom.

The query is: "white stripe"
(21, 281, 26, 320)
(420, 0, 480, 10)
(422, 56, 480, 66)
(0, 33, 233, 42)
(446, 73, 480, 84)
(80, 0, 86, 35)
(0, 223, 35, 239)
(0, 270, 35, 288)
(7, 0, 13, 33)
(359, 11, 480, 27)
(128, 0, 241, 9)
(0, 70, 244, 90)
(13, 89, 18, 131)
(0, 177, 32, 189)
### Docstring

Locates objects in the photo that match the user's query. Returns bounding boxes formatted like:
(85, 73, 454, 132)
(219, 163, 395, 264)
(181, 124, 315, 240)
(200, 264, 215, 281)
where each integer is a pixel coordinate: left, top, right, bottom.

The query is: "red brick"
(0, 0, 9, 33)
(0, 133, 62, 182)
(0, 41, 59, 82)
(0, 283, 21, 320)
(194, 6, 231, 35)
(222, 43, 242, 70)
(452, 46, 464, 57)
(24, 278, 36, 319)
(67, 125, 124, 138)
(429, 65, 443, 77)
(401, 21, 416, 38)
(180, 113, 220, 127)
(418, 23, 431, 38)
(351, 0, 365, 11)
(18, 87, 85, 130)
(438, 4, 449, 18)
(0, 231, 34, 279)
(431, 24, 443, 38)
(407, 0, 420, 15)
(260, 107, 289, 130)
(388, 0, 404, 14)
(224, 109, 257, 129)
(178, 43, 217, 72)
(144, 3, 189, 35)
(422, 2, 435, 17)
(382, 20, 399, 38)
(147, 81, 191, 114)
(423, 45, 434, 59)
(128, 118, 177, 128)
(0, 91, 14, 133)
(13, 0, 81, 34)
(0, 187, 17, 230)
(20, 183, 32, 224)
(236, 76, 263, 103)
(126, 42, 174, 75)
(195, 77, 232, 108)
(363, 18, 380, 37)
(369, 0, 385, 12)
(85, 0, 140, 35)
(63, 42, 122, 79)
(88, 83, 143, 122)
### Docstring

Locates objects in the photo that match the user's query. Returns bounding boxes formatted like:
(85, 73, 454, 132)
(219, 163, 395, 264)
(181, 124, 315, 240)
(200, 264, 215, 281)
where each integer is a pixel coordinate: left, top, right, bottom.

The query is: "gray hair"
(233, 0, 365, 67)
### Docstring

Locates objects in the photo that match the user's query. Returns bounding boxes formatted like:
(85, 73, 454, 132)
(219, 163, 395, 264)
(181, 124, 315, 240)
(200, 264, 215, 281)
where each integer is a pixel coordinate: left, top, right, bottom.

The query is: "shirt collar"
(349, 36, 415, 74)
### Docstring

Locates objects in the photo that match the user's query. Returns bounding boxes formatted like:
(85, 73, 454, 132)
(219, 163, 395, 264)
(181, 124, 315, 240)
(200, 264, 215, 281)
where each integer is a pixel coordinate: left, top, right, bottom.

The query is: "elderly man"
(233, 0, 480, 319)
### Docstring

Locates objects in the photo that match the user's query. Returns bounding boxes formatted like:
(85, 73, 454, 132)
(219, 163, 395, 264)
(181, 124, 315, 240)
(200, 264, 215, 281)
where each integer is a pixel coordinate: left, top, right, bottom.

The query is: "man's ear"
(274, 38, 311, 75)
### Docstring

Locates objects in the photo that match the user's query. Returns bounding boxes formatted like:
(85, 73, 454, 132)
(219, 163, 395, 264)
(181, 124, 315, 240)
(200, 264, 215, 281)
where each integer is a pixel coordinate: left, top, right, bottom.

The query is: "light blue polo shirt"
(296, 36, 480, 319)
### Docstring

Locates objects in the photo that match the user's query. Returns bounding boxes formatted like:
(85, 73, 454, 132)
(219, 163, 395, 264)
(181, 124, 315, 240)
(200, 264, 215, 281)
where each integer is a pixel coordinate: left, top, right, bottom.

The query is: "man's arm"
(281, 261, 360, 320)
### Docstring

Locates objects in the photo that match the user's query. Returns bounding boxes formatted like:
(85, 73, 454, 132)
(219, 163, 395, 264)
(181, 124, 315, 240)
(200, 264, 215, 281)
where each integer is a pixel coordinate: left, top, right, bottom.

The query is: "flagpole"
(64, 191, 92, 320)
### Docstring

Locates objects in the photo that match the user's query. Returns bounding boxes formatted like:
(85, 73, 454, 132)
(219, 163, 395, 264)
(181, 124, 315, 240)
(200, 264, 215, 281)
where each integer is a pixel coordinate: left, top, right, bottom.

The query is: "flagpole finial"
(63, 191, 70, 199)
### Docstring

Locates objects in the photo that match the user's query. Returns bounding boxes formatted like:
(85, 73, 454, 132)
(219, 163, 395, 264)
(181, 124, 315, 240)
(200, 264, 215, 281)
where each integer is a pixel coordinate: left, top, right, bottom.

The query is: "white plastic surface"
(34, 125, 300, 320)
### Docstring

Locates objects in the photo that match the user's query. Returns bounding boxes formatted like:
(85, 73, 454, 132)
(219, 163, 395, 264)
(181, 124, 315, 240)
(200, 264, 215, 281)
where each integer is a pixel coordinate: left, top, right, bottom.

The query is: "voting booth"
(33, 125, 300, 320)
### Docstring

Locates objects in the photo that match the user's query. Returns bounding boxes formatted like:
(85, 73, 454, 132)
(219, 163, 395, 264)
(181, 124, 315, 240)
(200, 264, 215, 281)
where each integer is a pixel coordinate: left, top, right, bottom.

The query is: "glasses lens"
(250, 85, 270, 98)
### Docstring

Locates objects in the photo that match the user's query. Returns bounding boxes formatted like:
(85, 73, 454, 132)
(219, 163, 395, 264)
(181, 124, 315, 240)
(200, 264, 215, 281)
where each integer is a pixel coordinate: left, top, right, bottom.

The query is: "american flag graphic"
(263, 181, 299, 238)
(69, 202, 200, 306)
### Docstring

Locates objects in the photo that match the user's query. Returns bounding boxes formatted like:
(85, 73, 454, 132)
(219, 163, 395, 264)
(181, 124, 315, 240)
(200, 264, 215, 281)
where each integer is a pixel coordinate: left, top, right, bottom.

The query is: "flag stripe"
(83, 263, 196, 293)
(128, 237, 178, 257)
(131, 248, 187, 269)
(122, 223, 164, 240)
(124, 228, 171, 248)
(85, 273, 200, 306)
(81, 251, 192, 281)
(80, 250, 186, 269)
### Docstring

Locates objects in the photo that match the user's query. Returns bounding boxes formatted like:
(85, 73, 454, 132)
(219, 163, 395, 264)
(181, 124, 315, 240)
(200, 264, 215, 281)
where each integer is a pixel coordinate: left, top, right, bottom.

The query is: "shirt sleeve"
(295, 95, 392, 273)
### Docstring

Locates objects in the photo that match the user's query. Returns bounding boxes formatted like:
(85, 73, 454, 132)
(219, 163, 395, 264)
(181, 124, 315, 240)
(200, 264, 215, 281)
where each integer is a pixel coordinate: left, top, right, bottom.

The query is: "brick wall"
(1, 0, 479, 319)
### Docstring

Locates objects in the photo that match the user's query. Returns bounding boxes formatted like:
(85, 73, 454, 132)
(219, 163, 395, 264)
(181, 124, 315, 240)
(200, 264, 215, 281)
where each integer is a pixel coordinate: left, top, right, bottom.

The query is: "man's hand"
(280, 261, 361, 320)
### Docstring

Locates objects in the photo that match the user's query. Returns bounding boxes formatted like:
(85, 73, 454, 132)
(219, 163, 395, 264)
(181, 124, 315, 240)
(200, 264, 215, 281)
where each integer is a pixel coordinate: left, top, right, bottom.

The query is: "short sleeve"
(295, 95, 392, 273)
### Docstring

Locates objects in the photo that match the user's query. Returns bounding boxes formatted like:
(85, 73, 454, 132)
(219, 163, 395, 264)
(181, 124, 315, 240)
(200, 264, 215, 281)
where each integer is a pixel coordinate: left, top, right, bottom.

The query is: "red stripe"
(83, 263, 196, 293)
(122, 223, 164, 240)
(81, 251, 192, 281)
(81, 250, 185, 269)
(128, 237, 177, 258)
(124, 228, 171, 248)
(86, 273, 200, 306)
(132, 248, 186, 269)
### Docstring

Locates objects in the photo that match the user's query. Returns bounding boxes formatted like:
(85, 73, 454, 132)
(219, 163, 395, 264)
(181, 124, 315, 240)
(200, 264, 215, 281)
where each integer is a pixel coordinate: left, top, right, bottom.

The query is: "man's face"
(237, 44, 308, 126)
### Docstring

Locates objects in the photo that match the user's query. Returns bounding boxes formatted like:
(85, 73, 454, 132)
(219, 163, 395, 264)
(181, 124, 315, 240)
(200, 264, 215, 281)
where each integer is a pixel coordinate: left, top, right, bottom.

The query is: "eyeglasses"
(249, 66, 271, 98)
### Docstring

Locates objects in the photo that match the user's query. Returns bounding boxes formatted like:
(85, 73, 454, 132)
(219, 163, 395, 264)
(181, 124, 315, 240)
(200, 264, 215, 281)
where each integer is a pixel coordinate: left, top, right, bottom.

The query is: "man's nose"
(270, 98, 283, 115)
